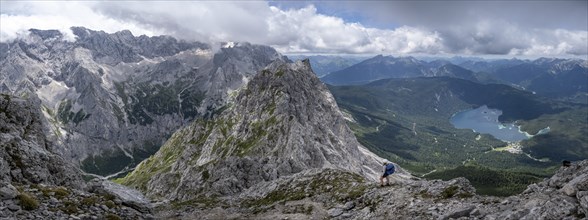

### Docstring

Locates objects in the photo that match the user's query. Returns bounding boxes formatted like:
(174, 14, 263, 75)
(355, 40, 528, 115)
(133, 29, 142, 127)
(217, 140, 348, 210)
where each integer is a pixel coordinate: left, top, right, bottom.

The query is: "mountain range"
(321, 55, 588, 103)
(0, 27, 285, 176)
(1, 28, 586, 219)
(287, 55, 364, 77)
(320, 55, 486, 85)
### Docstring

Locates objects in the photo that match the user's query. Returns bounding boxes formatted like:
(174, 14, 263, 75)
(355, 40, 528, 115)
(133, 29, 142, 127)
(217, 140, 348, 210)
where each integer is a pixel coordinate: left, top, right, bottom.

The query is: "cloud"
(0, 1, 157, 42)
(437, 20, 588, 56)
(1, 1, 586, 57)
(325, 1, 588, 57)
(335, 1, 588, 31)
(92, 1, 271, 43)
(266, 6, 445, 54)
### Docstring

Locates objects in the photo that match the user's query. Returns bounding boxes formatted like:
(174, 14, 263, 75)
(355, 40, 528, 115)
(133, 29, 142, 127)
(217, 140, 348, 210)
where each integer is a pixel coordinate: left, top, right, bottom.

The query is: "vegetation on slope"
(424, 164, 547, 196)
(329, 77, 586, 195)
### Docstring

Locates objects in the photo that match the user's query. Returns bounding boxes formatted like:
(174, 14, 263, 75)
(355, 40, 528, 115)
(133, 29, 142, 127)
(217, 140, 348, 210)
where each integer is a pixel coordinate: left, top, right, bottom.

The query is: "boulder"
(88, 179, 152, 214)
(343, 201, 355, 211)
(440, 205, 475, 220)
(327, 208, 343, 217)
(561, 173, 588, 196)
(0, 184, 18, 200)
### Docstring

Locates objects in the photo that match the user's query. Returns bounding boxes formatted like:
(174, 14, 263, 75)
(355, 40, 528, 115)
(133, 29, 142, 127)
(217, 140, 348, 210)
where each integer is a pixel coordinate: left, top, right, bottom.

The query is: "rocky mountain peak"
(28, 29, 64, 41)
(213, 42, 286, 69)
(69, 26, 209, 65)
(1, 27, 287, 177)
(435, 63, 477, 81)
(118, 59, 383, 201)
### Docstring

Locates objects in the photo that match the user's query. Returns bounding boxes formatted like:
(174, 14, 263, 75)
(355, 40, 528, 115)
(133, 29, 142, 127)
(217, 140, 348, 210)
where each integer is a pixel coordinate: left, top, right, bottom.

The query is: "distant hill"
(321, 55, 482, 85)
(458, 58, 527, 73)
(287, 55, 365, 77)
(322, 55, 588, 103)
(492, 60, 588, 101)
(321, 55, 430, 85)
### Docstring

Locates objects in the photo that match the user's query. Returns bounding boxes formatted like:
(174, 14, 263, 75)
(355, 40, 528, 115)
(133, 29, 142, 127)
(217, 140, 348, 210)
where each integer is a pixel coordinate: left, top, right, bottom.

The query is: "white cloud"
(92, 1, 271, 43)
(1, 1, 586, 57)
(0, 1, 156, 42)
(266, 6, 445, 54)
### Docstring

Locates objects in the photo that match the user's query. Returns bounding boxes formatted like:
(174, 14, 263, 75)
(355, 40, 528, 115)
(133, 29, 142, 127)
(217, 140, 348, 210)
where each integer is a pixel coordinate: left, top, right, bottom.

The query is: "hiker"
(380, 161, 395, 187)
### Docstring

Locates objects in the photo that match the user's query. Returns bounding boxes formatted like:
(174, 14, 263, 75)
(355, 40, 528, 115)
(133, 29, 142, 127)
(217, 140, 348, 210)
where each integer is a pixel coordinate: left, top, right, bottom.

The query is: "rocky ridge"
(0, 28, 284, 176)
(156, 160, 587, 219)
(351, 160, 588, 220)
(117, 59, 386, 201)
(0, 94, 153, 219)
(118, 59, 587, 219)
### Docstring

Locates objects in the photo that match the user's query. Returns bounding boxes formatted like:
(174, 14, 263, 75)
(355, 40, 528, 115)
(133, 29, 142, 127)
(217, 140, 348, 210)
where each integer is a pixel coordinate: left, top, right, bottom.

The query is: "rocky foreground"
(156, 160, 587, 219)
(1, 94, 152, 219)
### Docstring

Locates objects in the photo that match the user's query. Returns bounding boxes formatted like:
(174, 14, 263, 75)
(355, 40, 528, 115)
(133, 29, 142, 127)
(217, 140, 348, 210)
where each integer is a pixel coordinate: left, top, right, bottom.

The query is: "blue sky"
(268, 1, 397, 29)
(1, 1, 586, 58)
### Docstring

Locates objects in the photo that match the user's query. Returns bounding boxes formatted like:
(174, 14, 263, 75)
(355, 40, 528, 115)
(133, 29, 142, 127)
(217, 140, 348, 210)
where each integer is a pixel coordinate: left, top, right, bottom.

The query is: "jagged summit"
(69, 26, 209, 64)
(0, 27, 285, 176)
(28, 29, 64, 40)
(118, 59, 383, 200)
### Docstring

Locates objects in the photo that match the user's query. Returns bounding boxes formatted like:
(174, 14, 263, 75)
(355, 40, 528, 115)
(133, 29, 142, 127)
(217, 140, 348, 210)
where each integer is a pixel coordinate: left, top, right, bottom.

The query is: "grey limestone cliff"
(0, 94, 83, 188)
(0, 94, 153, 219)
(0, 28, 284, 176)
(117, 59, 385, 201)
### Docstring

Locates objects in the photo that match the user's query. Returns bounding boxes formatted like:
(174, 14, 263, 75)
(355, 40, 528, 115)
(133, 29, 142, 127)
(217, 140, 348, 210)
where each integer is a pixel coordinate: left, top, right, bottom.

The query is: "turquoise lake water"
(450, 105, 531, 142)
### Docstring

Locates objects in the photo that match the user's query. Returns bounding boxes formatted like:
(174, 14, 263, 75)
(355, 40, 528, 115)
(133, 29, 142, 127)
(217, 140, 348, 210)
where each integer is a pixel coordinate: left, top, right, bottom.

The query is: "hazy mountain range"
(287, 55, 365, 77)
(321, 55, 588, 103)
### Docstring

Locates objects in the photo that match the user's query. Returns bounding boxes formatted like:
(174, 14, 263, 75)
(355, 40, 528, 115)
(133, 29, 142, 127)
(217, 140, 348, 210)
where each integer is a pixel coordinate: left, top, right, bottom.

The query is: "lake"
(450, 105, 531, 142)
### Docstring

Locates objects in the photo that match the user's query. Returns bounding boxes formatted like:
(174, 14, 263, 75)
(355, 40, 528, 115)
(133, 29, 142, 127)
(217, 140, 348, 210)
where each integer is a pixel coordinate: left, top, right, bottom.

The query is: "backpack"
(385, 163, 395, 175)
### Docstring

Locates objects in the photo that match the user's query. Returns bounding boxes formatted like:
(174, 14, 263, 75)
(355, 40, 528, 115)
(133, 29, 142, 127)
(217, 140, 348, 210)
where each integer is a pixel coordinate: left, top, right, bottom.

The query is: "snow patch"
(222, 42, 237, 48)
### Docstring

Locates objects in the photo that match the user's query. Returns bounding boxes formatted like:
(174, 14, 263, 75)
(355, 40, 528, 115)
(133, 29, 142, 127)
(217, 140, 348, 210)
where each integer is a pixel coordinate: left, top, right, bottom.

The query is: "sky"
(1, 1, 587, 58)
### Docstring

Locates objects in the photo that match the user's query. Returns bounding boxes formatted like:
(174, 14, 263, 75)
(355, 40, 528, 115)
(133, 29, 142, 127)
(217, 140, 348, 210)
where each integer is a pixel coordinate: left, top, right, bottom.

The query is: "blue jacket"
(384, 163, 395, 175)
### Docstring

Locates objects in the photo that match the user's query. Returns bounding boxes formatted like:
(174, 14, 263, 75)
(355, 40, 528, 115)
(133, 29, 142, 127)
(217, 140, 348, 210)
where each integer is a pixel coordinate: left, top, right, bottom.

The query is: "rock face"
(0, 28, 284, 176)
(348, 162, 588, 220)
(118, 59, 385, 201)
(154, 160, 588, 220)
(0, 94, 153, 219)
(87, 179, 152, 214)
(0, 94, 82, 188)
